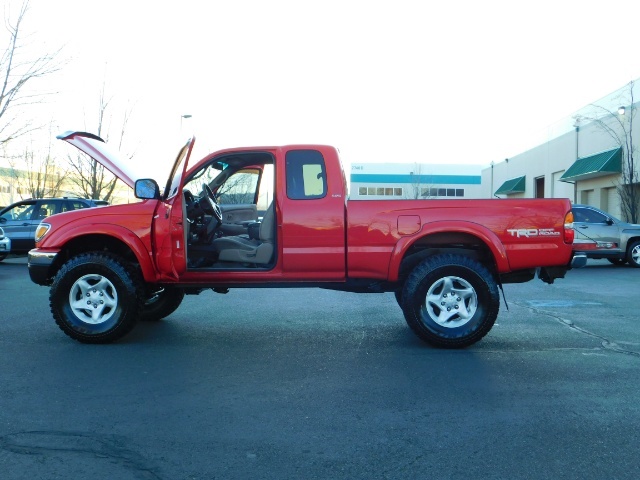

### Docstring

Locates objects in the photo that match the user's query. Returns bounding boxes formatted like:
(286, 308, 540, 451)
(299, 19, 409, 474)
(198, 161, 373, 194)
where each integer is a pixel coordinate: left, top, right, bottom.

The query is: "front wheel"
(50, 253, 142, 343)
(0, 253, 7, 262)
(401, 254, 500, 348)
(627, 240, 640, 268)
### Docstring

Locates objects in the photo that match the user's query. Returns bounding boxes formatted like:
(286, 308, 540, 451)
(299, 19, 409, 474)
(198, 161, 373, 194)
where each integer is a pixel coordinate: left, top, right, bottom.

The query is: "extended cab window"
(285, 150, 327, 200)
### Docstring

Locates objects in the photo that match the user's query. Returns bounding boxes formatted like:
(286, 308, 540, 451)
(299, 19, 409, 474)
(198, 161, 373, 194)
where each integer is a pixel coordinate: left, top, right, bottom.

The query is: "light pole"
(180, 114, 192, 135)
(180, 113, 193, 126)
(572, 118, 580, 203)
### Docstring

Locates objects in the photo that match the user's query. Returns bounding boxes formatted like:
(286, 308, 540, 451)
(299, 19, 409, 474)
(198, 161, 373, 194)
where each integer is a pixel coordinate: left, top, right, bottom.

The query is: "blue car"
(0, 197, 107, 254)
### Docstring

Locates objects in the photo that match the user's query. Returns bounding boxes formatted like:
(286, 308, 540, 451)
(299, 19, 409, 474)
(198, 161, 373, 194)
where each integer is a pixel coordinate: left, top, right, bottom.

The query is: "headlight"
(35, 223, 51, 243)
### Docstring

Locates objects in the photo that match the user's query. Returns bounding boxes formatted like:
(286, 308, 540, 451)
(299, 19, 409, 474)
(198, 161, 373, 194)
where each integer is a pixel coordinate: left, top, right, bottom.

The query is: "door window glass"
(574, 208, 607, 223)
(218, 169, 260, 205)
(2, 202, 36, 221)
(35, 202, 60, 219)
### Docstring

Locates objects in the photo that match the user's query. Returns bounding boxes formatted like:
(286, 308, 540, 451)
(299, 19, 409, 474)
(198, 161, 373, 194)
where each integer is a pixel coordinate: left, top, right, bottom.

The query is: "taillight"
(564, 211, 574, 243)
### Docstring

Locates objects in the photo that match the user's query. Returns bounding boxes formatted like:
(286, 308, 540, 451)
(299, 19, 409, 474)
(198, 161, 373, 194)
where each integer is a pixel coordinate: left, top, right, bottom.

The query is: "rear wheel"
(401, 254, 500, 348)
(627, 240, 640, 268)
(50, 253, 142, 343)
(140, 286, 185, 321)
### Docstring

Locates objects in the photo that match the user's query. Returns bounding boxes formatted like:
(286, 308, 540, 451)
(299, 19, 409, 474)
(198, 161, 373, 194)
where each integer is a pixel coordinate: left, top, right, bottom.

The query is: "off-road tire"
(50, 252, 143, 343)
(401, 254, 500, 348)
(140, 287, 185, 321)
(626, 240, 640, 268)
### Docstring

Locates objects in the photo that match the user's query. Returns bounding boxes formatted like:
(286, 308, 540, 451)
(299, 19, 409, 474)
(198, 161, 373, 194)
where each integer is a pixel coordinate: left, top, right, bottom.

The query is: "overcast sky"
(9, 0, 640, 175)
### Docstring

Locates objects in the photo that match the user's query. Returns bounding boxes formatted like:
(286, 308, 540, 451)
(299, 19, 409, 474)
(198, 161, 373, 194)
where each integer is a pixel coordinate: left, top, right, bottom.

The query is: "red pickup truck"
(28, 132, 584, 348)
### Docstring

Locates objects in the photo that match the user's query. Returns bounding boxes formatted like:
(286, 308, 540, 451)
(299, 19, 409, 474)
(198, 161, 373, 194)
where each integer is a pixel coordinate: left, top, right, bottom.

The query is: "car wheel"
(627, 240, 640, 268)
(0, 253, 7, 262)
(607, 258, 627, 266)
(401, 254, 500, 348)
(50, 253, 143, 343)
(140, 286, 185, 321)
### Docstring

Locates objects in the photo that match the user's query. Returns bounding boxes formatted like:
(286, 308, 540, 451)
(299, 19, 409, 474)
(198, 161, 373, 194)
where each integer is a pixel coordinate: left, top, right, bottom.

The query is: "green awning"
(560, 148, 622, 182)
(495, 175, 526, 195)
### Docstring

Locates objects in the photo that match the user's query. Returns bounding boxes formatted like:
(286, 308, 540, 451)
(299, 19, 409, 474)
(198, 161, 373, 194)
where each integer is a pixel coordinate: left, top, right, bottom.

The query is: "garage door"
(607, 187, 621, 219)
(581, 189, 594, 205)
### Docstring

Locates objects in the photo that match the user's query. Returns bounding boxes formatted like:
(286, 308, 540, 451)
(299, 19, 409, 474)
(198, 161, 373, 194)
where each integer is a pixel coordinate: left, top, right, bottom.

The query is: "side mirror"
(606, 218, 614, 226)
(135, 179, 160, 200)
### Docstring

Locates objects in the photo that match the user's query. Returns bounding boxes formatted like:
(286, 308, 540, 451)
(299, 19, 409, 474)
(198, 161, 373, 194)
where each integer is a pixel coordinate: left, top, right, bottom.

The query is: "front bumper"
(28, 249, 59, 285)
(0, 237, 10, 254)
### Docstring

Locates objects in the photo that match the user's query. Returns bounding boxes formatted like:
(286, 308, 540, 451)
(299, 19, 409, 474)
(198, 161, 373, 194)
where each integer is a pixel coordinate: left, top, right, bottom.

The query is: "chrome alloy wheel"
(69, 274, 118, 324)
(422, 275, 478, 328)
(631, 243, 640, 265)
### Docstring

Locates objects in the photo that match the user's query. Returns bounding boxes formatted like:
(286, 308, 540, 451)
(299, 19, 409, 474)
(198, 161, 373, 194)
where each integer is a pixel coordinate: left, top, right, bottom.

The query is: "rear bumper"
(28, 249, 58, 286)
(537, 253, 587, 284)
(570, 253, 587, 268)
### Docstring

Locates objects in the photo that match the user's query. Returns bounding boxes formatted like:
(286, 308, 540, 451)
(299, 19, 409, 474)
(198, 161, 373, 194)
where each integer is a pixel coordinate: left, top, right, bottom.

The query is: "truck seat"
(213, 203, 274, 264)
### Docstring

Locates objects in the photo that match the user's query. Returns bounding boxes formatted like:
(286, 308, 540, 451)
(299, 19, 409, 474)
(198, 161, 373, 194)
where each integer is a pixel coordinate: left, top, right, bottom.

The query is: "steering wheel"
(202, 183, 222, 223)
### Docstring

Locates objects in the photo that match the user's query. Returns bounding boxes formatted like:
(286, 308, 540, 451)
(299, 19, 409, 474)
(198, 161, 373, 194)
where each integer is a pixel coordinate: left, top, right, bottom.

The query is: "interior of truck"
(182, 152, 275, 270)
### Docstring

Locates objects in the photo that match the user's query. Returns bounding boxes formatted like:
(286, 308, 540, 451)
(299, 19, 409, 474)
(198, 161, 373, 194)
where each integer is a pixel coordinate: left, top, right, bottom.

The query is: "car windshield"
(188, 161, 226, 186)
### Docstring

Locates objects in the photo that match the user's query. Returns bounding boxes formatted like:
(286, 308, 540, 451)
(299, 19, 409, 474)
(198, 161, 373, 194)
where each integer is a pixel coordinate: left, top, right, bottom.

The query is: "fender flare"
(387, 220, 510, 282)
(45, 223, 157, 282)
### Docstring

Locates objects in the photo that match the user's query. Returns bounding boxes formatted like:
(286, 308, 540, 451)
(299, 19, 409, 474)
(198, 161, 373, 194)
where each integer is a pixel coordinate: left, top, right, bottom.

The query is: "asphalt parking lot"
(0, 255, 638, 479)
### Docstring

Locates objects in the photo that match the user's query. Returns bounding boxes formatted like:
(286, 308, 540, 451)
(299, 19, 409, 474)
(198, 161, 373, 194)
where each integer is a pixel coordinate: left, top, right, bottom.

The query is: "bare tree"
(578, 81, 639, 223)
(404, 164, 423, 199)
(0, 0, 62, 145)
(404, 163, 435, 199)
(7, 124, 68, 198)
(66, 82, 133, 201)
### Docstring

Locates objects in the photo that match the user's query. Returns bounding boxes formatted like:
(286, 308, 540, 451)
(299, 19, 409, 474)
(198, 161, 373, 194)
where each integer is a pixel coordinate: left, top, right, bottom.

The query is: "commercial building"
(350, 162, 483, 200)
(484, 81, 640, 221)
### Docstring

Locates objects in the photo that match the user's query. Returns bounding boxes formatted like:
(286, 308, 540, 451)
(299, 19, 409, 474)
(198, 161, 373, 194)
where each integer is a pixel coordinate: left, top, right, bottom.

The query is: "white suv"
(0, 226, 10, 261)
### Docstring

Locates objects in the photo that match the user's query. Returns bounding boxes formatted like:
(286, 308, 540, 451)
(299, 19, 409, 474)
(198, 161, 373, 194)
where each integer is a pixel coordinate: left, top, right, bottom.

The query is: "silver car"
(572, 204, 640, 267)
(0, 225, 10, 261)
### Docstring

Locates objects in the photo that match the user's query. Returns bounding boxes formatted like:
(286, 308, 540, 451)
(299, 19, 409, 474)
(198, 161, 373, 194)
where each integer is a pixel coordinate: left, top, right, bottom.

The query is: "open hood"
(57, 131, 146, 189)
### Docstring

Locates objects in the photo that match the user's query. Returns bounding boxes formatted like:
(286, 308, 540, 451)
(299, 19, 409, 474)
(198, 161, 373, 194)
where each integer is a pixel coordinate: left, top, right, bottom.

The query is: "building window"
(356, 185, 463, 198)
(357, 186, 404, 197)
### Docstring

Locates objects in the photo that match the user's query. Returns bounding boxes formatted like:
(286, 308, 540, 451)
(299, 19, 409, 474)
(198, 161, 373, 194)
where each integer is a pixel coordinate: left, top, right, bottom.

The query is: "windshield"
(187, 161, 226, 190)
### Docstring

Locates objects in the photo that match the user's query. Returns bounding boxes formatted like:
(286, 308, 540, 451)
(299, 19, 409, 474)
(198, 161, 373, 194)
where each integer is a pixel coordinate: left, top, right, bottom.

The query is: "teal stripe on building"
(350, 174, 481, 185)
